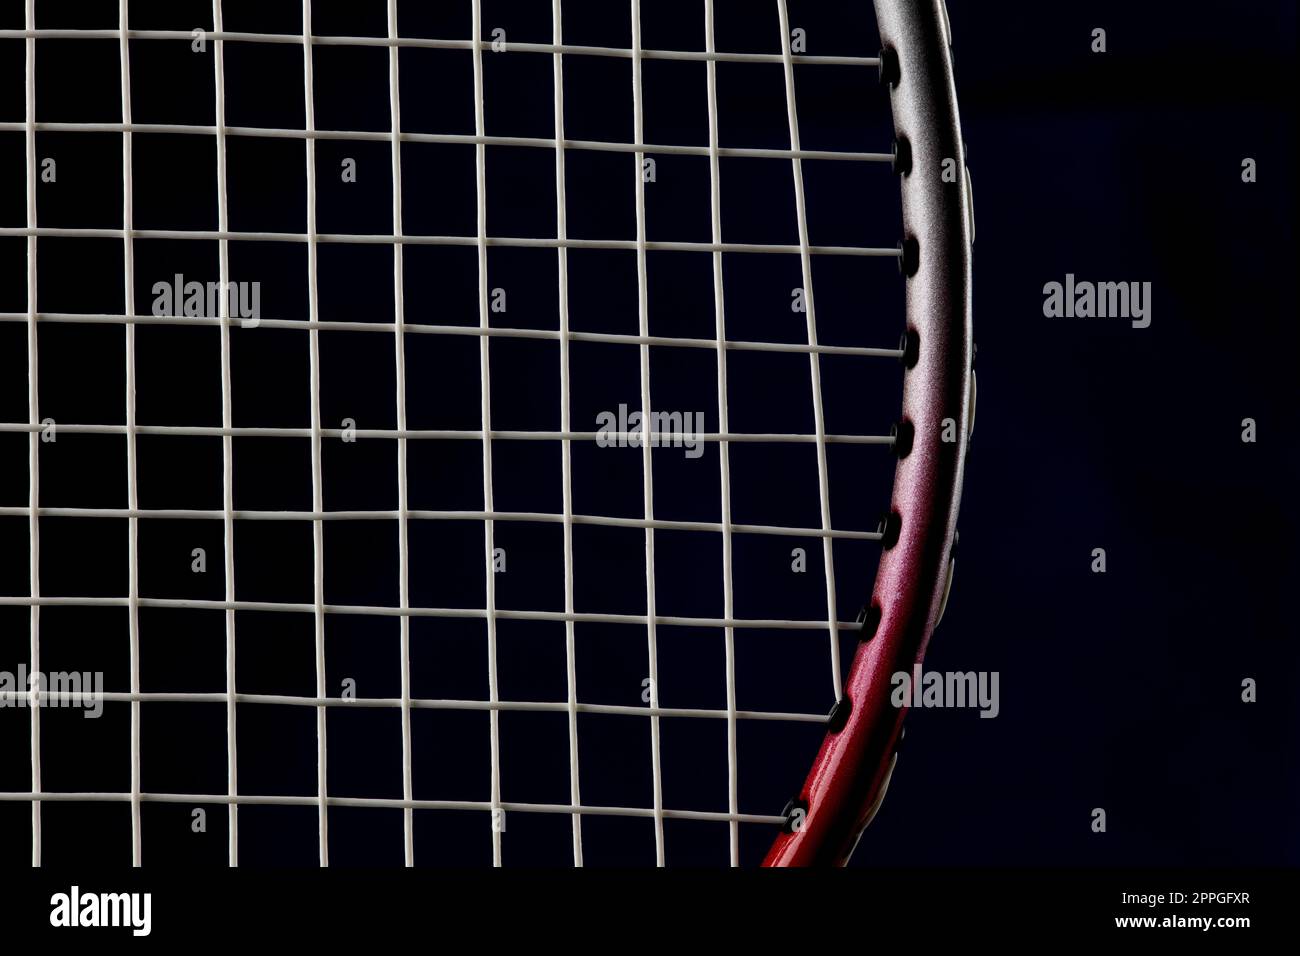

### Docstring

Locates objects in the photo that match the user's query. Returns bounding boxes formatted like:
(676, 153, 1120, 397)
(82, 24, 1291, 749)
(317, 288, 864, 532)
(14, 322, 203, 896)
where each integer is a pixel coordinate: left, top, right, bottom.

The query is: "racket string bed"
(0, 0, 966, 868)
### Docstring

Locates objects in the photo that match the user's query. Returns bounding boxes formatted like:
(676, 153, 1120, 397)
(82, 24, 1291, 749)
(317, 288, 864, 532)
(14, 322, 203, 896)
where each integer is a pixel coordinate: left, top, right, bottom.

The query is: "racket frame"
(764, 0, 973, 867)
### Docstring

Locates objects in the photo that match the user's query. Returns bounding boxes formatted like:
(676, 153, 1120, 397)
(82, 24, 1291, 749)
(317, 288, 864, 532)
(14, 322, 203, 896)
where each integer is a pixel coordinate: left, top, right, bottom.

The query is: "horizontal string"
(0, 506, 885, 541)
(1, 120, 892, 165)
(0, 789, 788, 826)
(0, 595, 867, 632)
(0, 311, 904, 359)
(0, 225, 900, 258)
(0, 421, 894, 447)
(0, 27, 880, 69)
(0, 689, 824, 724)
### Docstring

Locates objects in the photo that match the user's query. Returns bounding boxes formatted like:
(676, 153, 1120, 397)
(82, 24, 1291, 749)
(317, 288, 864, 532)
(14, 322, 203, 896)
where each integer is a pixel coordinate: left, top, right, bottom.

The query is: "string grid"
(0, 0, 908, 866)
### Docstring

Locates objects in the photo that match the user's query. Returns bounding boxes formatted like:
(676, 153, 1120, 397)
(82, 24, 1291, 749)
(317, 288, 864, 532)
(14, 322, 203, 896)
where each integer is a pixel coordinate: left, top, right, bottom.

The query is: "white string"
(0, 595, 867, 632)
(776, 0, 842, 698)
(0, 27, 881, 67)
(0, 120, 892, 165)
(0, 689, 826, 722)
(0, 421, 894, 446)
(301, 0, 330, 869)
(118, 0, 143, 868)
(386, 0, 416, 868)
(211, 0, 239, 865)
(7, 125, 891, 166)
(0, 790, 790, 826)
(0, 119, 889, 166)
(703, 0, 740, 868)
(0, 505, 884, 542)
(630, 0, 666, 867)
(470, 0, 504, 867)
(0, 314, 904, 358)
(0, 224, 898, 258)
(551, 0, 584, 867)
(23, 0, 41, 869)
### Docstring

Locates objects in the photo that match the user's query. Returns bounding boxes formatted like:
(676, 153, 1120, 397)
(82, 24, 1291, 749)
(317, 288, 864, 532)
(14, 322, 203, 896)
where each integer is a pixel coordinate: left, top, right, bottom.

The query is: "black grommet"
(877, 510, 902, 549)
(826, 696, 853, 734)
(878, 47, 900, 88)
(950, 530, 960, 562)
(898, 236, 919, 277)
(971, 341, 978, 370)
(780, 797, 809, 834)
(892, 136, 912, 175)
(891, 419, 914, 458)
(898, 328, 920, 369)
(856, 603, 882, 641)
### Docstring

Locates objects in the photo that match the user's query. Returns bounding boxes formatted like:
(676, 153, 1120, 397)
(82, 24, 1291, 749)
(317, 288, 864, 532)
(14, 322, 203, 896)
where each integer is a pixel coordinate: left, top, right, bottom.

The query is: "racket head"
(0, 0, 970, 868)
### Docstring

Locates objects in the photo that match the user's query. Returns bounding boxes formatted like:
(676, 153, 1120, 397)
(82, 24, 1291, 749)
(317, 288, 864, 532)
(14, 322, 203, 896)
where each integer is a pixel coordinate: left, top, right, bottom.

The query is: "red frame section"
(765, 0, 973, 866)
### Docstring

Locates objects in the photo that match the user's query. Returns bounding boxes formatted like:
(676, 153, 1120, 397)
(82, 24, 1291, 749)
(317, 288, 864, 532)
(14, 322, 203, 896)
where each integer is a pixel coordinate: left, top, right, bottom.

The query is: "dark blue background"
(897, 0, 1299, 866)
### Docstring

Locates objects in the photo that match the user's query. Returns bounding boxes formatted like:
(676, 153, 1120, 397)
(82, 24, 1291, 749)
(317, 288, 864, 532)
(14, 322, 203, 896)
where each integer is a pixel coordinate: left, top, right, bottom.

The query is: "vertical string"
(24, 0, 42, 868)
(118, 0, 143, 867)
(630, 0, 666, 866)
(550, 0, 584, 866)
(301, 0, 330, 867)
(210, 0, 240, 865)
(776, 0, 842, 698)
(470, 0, 504, 867)
(386, 0, 416, 867)
(703, 0, 741, 866)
